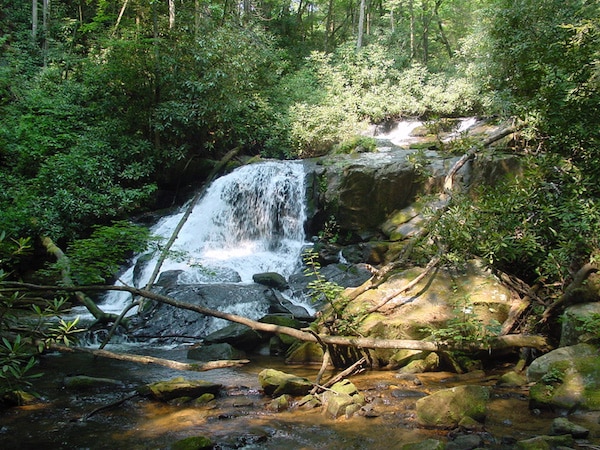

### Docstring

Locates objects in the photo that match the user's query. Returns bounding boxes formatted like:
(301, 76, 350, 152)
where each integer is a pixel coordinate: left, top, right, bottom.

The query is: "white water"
(100, 161, 308, 313)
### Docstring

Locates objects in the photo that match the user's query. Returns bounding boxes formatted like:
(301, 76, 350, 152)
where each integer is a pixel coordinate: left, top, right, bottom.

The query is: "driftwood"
(8, 282, 552, 353)
(49, 343, 250, 371)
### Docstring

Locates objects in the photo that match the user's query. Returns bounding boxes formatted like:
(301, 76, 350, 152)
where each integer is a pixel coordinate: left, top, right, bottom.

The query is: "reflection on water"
(2, 348, 600, 449)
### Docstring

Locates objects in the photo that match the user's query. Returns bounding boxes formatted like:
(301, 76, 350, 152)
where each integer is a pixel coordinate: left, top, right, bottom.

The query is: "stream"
(4, 345, 600, 449)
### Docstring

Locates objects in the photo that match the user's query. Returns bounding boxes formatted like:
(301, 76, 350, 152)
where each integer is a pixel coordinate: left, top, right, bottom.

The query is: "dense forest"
(0, 0, 599, 395)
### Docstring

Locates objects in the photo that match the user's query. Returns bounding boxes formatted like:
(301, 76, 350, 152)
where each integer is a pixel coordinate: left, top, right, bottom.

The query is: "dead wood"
(8, 282, 552, 353)
(49, 343, 250, 371)
(542, 262, 600, 321)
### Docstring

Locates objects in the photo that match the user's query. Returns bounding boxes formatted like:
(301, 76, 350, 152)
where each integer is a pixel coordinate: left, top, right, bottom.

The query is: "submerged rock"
(550, 417, 589, 438)
(63, 375, 124, 390)
(171, 435, 214, 450)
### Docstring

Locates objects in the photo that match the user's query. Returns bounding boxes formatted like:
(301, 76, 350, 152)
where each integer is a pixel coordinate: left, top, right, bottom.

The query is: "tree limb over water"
(4, 282, 552, 353)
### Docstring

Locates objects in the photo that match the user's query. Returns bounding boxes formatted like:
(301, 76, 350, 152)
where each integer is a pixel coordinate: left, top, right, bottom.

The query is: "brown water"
(2, 345, 600, 449)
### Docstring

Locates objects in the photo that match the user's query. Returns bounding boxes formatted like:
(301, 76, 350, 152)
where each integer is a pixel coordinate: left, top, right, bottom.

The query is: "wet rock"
(397, 352, 440, 374)
(401, 439, 445, 450)
(515, 434, 574, 449)
(187, 343, 247, 361)
(267, 394, 291, 412)
(171, 435, 214, 450)
(2, 390, 37, 406)
(550, 417, 590, 438)
(298, 394, 321, 409)
(415, 385, 490, 428)
(445, 433, 483, 450)
(258, 369, 312, 397)
(138, 377, 222, 402)
(203, 323, 265, 351)
(497, 370, 528, 387)
(253, 272, 288, 290)
(322, 392, 355, 419)
(319, 263, 373, 288)
(330, 379, 359, 396)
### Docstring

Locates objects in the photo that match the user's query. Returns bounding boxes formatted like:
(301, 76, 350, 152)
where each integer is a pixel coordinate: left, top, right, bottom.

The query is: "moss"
(171, 436, 213, 450)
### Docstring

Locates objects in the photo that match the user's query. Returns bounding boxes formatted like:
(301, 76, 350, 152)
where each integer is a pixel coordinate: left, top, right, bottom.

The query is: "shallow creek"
(3, 344, 600, 449)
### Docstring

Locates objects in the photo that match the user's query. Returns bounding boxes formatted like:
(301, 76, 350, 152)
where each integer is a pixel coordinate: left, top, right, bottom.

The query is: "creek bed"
(2, 345, 600, 449)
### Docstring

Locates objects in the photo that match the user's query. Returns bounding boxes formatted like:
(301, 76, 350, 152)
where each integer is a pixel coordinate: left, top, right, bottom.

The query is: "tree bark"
(49, 344, 250, 371)
(356, 0, 366, 49)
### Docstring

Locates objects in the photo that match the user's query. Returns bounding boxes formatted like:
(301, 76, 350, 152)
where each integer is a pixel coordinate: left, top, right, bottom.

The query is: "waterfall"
(100, 161, 308, 313)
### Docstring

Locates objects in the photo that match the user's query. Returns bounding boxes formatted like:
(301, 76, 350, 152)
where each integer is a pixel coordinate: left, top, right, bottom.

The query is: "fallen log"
(9, 282, 553, 353)
(49, 343, 250, 371)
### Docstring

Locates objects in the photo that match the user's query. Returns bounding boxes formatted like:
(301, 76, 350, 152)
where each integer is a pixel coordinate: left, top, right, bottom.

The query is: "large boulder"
(560, 302, 600, 346)
(415, 385, 490, 428)
(528, 345, 600, 411)
(335, 259, 514, 366)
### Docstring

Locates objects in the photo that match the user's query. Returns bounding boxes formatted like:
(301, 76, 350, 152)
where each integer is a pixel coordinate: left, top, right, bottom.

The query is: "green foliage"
(63, 221, 152, 285)
(422, 291, 501, 349)
(431, 154, 600, 286)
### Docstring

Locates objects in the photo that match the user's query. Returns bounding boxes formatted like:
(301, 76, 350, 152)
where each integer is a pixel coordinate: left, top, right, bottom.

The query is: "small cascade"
(100, 161, 308, 314)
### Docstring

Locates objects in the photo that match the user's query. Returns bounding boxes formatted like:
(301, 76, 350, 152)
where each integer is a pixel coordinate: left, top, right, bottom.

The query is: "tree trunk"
(356, 0, 366, 49)
(50, 344, 250, 372)
(41, 237, 121, 324)
(32, 0, 38, 39)
(169, 0, 175, 29)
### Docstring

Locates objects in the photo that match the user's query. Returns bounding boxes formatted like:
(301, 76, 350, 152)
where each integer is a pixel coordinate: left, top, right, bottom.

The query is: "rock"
(138, 377, 222, 402)
(526, 343, 598, 382)
(319, 263, 373, 288)
(171, 435, 214, 450)
(560, 302, 600, 346)
(445, 433, 484, 450)
(550, 417, 589, 438)
(298, 394, 321, 409)
(397, 352, 439, 374)
(497, 371, 528, 387)
(529, 353, 600, 411)
(253, 272, 288, 290)
(267, 394, 291, 412)
(322, 391, 355, 419)
(2, 390, 37, 406)
(285, 341, 324, 364)
(515, 434, 574, 450)
(330, 379, 359, 396)
(63, 375, 124, 390)
(401, 439, 445, 450)
(258, 369, 313, 397)
(415, 385, 490, 428)
(187, 343, 247, 361)
(203, 322, 265, 351)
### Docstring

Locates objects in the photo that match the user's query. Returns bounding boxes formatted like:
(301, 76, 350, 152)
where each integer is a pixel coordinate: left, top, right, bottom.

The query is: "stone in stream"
(415, 385, 490, 428)
(258, 368, 313, 397)
(138, 377, 222, 402)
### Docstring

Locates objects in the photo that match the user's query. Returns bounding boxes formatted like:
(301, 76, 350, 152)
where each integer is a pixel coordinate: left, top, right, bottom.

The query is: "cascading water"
(99, 160, 308, 314)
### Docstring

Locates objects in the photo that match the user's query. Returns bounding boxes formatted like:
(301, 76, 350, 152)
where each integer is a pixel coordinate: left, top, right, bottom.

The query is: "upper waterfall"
(101, 160, 308, 313)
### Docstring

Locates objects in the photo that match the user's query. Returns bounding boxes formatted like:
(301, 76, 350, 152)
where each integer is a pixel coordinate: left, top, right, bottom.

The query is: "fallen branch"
(49, 343, 250, 371)
(8, 282, 552, 353)
(80, 391, 139, 422)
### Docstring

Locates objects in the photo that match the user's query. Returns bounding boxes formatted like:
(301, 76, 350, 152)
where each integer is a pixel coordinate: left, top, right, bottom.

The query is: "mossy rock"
(285, 341, 324, 364)
(416, 385, 490, 428)
(515, 434, 573, 450)
(138, 377, 222, 402)
(64, 375, 124, 390)
(2, 390, 37, 406)
(258, 369, 313, 397)
(401, 439, 445, 450)
(171, 436, 213, 450)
